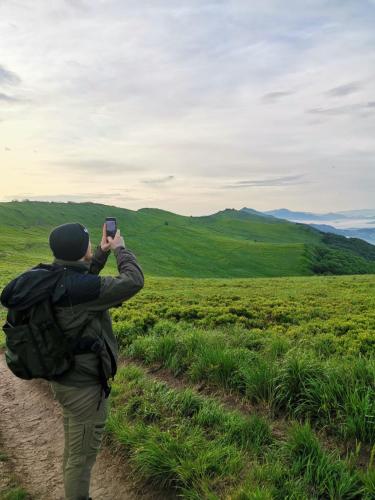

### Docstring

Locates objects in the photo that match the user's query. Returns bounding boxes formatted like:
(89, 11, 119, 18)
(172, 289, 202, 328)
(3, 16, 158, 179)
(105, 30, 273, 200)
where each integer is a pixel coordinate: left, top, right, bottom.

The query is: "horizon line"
(0, 198, 374, 218)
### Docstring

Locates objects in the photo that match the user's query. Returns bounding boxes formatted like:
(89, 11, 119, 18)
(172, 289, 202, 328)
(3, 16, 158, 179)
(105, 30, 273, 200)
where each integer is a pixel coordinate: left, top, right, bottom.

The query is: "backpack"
(3, 295, 89, 381)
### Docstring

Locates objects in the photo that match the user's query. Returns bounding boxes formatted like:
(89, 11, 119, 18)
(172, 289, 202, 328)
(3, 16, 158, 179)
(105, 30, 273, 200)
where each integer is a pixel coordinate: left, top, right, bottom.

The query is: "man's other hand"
(107, 230, 125, 250)
(100, 224, 111, 252)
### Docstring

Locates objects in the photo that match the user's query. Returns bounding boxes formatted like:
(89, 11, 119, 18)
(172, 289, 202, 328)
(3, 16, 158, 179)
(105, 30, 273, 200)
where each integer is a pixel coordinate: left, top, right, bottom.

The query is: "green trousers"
(50, 381, 109, 500)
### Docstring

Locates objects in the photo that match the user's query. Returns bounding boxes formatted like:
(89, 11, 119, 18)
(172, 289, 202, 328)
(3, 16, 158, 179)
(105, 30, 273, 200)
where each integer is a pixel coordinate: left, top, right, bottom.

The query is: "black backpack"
(1, 262, 96, 381)
(3, 296, 90, 380)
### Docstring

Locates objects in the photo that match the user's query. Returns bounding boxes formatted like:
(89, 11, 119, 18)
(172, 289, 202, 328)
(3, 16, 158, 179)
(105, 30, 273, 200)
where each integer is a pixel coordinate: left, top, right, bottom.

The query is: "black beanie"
(49, 223, 90, 261)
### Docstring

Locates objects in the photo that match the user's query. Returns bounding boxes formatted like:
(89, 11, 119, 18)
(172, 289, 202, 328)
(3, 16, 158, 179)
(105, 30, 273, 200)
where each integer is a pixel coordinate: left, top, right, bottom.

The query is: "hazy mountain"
(336, 209, 375, 218)
(310, 224, 375, 245)
(259, 208, 375, 244)
(263, 208, 349, 221)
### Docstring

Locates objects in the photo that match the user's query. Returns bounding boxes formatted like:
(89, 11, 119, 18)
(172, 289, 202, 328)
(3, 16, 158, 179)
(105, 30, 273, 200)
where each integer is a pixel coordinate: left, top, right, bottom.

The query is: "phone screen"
(106, 220, 116, 234)
(105, 218, 117, 238)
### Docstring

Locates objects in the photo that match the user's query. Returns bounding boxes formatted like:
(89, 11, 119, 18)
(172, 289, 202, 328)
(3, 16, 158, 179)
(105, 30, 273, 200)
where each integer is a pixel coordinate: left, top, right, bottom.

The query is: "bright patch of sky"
(0, 0, 374, 215)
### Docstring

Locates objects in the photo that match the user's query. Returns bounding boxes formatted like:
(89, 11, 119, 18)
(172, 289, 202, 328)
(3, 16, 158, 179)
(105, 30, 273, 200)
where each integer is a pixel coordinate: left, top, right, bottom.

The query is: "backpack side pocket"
(3, 323, 33, 379)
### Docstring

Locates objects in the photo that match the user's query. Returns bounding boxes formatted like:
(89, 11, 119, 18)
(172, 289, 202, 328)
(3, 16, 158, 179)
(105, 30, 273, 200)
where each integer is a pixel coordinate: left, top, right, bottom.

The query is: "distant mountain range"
(264, 208, 350, 222)
(264, 208, 375, 221)
(335, 209, 375, 218)
(251, 208, 375, 245)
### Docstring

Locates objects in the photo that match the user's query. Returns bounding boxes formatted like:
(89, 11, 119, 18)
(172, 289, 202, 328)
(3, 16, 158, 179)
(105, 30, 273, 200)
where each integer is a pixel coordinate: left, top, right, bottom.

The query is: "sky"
(0, 0, 374, 216)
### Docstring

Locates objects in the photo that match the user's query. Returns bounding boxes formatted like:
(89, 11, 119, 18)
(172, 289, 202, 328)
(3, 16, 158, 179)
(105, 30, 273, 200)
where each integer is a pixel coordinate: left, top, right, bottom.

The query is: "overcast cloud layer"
(0, 0, 374, 215)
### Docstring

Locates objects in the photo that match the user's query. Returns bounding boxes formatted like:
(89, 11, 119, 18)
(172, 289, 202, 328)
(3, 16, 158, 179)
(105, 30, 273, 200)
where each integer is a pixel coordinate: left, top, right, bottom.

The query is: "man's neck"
(53, 258, 91, 270)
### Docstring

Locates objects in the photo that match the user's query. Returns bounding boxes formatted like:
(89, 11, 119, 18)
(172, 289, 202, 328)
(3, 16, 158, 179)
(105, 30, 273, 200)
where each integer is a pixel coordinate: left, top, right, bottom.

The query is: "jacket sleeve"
(83, 245, 144, 311)
(89, 245, 111, 275)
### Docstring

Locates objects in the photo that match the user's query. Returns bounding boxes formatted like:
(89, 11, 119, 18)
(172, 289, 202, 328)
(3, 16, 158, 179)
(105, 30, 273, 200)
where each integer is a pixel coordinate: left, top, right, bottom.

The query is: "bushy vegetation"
(321, 233, 375, 261)
(111, 274, 375, 358)
(310, 245, 375, 275)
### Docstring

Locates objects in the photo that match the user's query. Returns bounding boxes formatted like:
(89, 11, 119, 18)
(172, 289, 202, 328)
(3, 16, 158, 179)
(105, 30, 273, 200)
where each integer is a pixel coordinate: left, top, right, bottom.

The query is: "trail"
(0, 355, 139, 500)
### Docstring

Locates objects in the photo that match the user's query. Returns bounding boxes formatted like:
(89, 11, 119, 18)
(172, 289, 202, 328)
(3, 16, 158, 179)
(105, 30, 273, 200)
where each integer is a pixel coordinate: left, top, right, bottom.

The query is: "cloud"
(0, 92, 20, 102)
(1, 1, 375, 214)
(222, 174, 305, 189)
(261, 91, 294, 103)
(51, 159, 145, 174)
(0, 65, 21, 85)
(307, 102, 375, 117)
(142, 175, 175, 185)
(63, 0, 89, 11)
(326, 82, 361, 97)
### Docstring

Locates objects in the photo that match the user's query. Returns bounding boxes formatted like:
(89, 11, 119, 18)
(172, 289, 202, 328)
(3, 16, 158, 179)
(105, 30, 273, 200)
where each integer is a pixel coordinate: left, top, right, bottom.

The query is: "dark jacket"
(1, 243, 144, 387)
(51, 244, 144, 387)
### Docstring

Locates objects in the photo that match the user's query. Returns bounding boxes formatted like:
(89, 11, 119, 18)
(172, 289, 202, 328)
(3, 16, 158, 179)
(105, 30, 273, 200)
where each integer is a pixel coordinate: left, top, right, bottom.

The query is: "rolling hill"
(0, 200, 374, 278)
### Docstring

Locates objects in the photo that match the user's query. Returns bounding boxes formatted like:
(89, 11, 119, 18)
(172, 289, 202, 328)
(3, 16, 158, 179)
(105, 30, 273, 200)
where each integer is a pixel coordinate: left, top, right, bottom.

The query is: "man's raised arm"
(89, 223, 111, 275)
(85, 229, 144, 311)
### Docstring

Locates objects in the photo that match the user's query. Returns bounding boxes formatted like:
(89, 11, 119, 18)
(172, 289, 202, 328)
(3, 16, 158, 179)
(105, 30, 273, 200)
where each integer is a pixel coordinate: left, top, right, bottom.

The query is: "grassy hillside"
(0, 212, 374, 497)
(0, 200, 374, 278)
(2, 270, 373, 498)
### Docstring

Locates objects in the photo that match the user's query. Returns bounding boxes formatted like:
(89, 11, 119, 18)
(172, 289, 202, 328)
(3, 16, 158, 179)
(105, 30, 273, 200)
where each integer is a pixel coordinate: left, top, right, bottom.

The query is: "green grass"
(0, 488, 29, 500)
(111, 273, 375, 357)
(106, 364, 373, 499)
(102, 273, 374, 447)
(233, 421, 374, 499)
(0, 200, 374, 277)
(1, 201, 375, 498)
(107, 365, 249, 497)
(1, 272, 374, 442)
(126, 327, 375, 443)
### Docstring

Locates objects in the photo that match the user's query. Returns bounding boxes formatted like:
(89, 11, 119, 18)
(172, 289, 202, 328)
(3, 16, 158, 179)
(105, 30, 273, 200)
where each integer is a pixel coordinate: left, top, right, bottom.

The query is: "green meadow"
(0, 201, 374, 498)
(1, 200, 375, 278)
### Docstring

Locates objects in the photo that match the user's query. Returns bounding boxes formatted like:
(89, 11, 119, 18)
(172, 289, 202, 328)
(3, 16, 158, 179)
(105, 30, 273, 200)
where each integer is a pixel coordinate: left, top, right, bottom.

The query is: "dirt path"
(0, 355, 139, 500)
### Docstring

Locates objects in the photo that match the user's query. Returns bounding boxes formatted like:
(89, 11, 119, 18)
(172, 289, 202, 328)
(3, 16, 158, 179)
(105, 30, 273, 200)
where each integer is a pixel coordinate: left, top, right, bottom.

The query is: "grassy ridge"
(1, 200, 375, 277)
(0, 201, 314, 278)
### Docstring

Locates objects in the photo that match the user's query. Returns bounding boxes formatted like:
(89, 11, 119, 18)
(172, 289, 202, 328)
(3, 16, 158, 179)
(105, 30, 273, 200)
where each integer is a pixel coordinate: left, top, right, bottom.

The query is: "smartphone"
(105, 217, 117, 238)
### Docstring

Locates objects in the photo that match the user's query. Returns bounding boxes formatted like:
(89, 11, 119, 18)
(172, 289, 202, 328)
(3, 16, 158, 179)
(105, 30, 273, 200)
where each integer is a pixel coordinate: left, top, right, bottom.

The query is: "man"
(47, 221, 144, 500)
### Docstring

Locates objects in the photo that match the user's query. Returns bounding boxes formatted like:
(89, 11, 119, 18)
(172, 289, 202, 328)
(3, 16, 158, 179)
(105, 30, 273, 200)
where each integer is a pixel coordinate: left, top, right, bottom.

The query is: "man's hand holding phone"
(100, 223, 111, 252)
(107, 230, 125, 250)
(100, 222, 125, 252)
